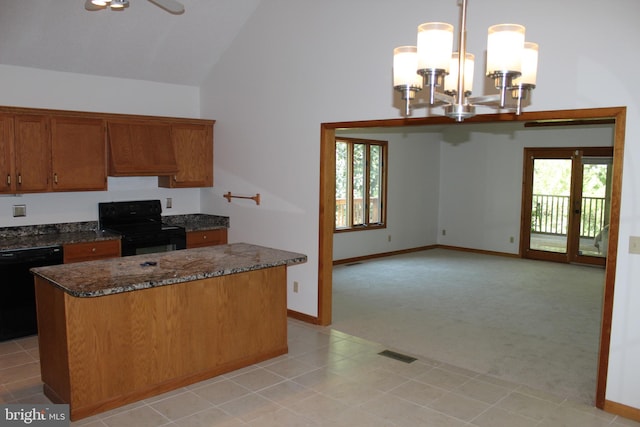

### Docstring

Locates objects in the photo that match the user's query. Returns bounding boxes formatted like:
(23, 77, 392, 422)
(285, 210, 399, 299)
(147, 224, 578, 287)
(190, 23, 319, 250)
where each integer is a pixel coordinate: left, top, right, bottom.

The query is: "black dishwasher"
(0, 245, 63, 341)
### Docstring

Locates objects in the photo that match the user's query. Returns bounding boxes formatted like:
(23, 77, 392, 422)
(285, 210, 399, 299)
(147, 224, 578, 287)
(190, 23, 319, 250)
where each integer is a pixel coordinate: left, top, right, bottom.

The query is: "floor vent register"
(378, 349, 417, 364)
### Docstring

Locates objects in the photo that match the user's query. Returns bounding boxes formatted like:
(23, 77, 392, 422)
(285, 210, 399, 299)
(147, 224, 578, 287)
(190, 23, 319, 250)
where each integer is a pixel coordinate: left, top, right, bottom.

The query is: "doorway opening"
(318, 107, 626, 409)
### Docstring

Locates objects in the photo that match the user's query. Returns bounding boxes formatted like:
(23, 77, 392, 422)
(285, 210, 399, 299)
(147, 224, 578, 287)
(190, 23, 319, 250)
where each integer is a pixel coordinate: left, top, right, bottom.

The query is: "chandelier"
(86, 0, 130, 11)
(84, 0, 185, 14)
(393, 0, 539, 122)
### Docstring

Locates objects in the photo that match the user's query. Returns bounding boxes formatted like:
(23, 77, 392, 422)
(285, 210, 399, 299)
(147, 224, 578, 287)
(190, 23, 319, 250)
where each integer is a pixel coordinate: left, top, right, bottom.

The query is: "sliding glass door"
(522, 147, 613, 266)
(576, 154, 613, 261)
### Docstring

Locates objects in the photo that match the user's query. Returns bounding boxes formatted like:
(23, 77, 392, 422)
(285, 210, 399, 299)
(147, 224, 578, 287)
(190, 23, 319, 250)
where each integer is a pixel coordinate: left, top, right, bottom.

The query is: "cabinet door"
(158, 124, 213, 188)
(107, 121, 178, 176)
(0, 115, 15, 193)
(186, 229, 227, 248)
(14, 115, 51, 192)
(51, 116, 107, 191)
(63, 240, 121, 263)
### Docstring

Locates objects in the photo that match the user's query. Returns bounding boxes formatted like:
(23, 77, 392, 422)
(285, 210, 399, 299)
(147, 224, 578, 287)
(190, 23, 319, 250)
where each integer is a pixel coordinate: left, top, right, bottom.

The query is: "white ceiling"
(0, 0, 260, 86)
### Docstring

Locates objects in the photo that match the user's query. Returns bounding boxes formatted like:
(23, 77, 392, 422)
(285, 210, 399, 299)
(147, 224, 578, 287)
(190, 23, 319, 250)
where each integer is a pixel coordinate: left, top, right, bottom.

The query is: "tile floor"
(1, 319, 639, 427)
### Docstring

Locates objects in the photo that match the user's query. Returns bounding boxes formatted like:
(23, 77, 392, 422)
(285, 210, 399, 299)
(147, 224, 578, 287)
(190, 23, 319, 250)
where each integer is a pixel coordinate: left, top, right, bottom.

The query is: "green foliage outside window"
(335, 138, 386, 230)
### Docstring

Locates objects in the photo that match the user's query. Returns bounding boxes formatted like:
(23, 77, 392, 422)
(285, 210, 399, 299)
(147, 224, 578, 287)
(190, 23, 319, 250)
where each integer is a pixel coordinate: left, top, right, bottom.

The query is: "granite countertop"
(0, 214, 229, 252)
(31, 243, 307, 298)
(0, 222, 120, 252)
(0, 231, 120, 251)
(163, 214, 229, 232)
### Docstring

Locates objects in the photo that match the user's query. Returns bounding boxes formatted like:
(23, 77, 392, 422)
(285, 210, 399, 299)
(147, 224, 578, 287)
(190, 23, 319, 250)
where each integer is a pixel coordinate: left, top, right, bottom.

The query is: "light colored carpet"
(331, 248, 605, 404)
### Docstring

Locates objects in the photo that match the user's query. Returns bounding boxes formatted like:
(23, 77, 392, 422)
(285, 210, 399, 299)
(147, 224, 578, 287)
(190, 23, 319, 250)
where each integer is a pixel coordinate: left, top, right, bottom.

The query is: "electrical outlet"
(510, 236, 515, 243)
(293, 281, 299, 293)
(442, 229, 446, 236)
(13, 204, 26, 217)
(388, 235, 391, 242)
(630, 236, 640, 254)
(166, 198, 172, 209)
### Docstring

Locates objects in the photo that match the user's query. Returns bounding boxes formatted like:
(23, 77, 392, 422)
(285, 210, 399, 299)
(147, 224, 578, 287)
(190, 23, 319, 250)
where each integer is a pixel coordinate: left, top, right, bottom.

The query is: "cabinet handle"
(6, 175, 10, 185)
(54, 173, 58, 184)
(17, 174, 22, 185)
(91, 247, 96, 252)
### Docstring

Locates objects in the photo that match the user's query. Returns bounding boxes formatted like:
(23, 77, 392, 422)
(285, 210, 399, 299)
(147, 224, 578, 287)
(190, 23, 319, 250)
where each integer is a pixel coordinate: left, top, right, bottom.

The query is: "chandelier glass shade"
(393, 0, 539, 121)
(88, 0, 130, 11)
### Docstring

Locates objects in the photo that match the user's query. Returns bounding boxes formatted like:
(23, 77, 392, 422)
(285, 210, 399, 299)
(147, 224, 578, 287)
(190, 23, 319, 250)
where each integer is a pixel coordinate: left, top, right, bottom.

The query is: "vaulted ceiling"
(0, 0, 261, 86)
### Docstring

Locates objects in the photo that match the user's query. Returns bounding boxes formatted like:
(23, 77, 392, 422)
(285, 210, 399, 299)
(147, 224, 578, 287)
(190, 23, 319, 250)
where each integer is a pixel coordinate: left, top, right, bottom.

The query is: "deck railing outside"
(335, 198, 379, 228)
(336, 195, 607, 238)
(532, 194, 607, 238)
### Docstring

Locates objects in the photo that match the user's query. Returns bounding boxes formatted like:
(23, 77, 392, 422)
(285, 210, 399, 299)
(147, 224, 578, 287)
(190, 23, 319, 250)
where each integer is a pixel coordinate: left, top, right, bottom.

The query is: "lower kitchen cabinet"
(186, 229, 227, 249)
(63, 240, 121, 264)
(34, 263, 288, 420)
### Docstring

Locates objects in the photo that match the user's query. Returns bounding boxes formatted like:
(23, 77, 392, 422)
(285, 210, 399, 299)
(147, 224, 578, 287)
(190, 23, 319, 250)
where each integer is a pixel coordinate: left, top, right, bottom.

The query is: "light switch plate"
(13, 204, 26, 217)
(630, 236, 640, 254)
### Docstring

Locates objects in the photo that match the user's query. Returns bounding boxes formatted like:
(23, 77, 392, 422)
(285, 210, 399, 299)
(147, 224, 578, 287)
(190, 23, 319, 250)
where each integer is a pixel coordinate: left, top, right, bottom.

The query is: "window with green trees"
(335, 137, 387, 231)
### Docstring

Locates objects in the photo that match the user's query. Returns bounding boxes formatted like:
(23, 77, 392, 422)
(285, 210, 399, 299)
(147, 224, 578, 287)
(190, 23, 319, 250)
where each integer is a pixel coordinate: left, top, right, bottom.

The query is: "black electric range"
(99, 200, 186, 256)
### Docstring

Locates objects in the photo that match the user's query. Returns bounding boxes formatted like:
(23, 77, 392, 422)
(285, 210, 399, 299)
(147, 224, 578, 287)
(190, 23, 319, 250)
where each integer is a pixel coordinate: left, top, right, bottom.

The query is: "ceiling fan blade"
(147, 0, 185, 14)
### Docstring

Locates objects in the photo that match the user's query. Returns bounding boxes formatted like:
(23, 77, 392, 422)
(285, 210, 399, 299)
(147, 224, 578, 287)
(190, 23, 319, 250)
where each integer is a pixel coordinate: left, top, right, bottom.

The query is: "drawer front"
(64, 240, 121, 263)
(186, 229, 227, 248)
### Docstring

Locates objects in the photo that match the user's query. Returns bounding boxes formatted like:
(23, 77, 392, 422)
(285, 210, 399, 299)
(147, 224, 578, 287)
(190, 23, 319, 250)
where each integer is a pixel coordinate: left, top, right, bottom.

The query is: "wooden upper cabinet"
(0, 115, 15, 193)
(158, 123, 214, 188)
(107, 121, 178, 176)
(0, 106, 214, 192)
(51, 116, 107, 192)
(14, 114, 51, 193)
(1, 114, 107, 194)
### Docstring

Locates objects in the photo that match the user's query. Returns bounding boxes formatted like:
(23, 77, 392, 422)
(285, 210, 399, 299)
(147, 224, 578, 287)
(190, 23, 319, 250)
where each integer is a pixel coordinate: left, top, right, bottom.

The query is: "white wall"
(332, 129, 440, 261)
(0, 65, 203, 227)
(438, 123, 614, 253)
(199, 0, 640, 410)
(332, 123, 614, 260)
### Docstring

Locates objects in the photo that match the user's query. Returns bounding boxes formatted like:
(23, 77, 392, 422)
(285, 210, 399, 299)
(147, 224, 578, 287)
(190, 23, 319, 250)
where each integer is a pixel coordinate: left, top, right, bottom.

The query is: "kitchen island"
(31, 243, 306, 421)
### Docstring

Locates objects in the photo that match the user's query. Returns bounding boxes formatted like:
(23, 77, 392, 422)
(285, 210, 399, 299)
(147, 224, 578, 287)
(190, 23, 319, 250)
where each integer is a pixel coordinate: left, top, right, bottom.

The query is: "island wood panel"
(35, 265, 287, 421)
(35, 280, 71, 404)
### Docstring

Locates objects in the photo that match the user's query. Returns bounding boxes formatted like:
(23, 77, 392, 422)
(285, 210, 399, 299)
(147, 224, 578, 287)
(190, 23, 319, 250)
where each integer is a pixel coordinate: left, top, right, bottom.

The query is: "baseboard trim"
(604, 400, 640, 422)
(333, 244, 518, 265)
(333, 245, 437, 265)
(287, 309, 320, 325)
(436, 244, 520, 259)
